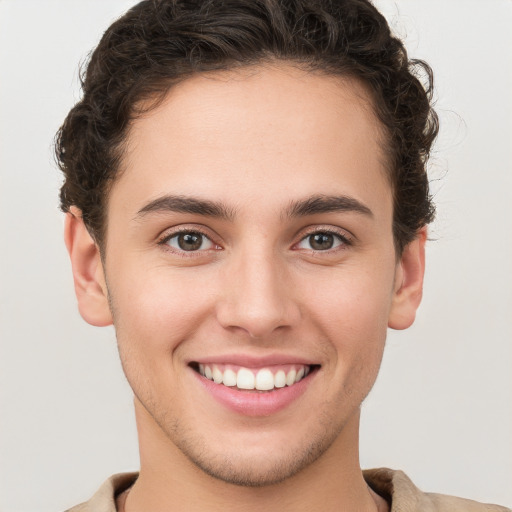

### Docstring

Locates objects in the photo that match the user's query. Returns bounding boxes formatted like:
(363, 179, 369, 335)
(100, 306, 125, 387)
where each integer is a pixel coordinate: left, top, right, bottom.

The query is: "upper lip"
(188, 353, 319, 368)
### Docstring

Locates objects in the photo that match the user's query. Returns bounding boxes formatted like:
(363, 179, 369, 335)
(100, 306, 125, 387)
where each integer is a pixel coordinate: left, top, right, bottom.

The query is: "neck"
(123, 401, 385, 512)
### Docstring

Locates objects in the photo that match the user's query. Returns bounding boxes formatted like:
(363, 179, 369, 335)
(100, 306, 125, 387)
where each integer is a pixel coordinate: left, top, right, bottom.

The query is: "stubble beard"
(108, 285, 376, 489)
(136, 392, 351, 488)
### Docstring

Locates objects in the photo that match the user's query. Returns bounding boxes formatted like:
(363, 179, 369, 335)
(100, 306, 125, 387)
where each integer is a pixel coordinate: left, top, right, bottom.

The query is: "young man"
(57, 1, 509, 511)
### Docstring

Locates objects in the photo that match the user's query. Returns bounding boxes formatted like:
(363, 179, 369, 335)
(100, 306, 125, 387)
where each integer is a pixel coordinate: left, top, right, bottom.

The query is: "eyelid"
(157, 225, 222, 253)
(293, 225, 354, 250)
(155, 224, 353, 255)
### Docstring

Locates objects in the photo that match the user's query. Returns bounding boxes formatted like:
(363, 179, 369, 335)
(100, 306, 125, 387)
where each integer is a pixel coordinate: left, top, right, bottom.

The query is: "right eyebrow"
(134, 194, 236, 222)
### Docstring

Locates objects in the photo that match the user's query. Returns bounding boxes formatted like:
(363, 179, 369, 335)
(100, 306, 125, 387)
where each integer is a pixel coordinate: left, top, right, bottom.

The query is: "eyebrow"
(136, 195, 236, 221)
(285, 194, 373, 218)
(135, 193, 373, 221)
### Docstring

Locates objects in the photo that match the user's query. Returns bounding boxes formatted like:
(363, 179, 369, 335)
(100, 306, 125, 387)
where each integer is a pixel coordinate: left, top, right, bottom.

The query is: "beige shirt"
(65, 468, 510, 512)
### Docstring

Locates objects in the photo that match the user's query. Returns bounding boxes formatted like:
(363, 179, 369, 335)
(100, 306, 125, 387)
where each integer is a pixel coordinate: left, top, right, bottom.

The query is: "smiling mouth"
(190, 362, 319, 392)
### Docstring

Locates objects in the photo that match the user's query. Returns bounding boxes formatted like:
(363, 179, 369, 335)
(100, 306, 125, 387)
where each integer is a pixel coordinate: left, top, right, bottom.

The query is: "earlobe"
(388, 228, 427, 330)
(64, 207, 113, 327)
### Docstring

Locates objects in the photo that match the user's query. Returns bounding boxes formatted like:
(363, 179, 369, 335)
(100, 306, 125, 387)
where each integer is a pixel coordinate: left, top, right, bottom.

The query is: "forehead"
(112, 64, 391, 221)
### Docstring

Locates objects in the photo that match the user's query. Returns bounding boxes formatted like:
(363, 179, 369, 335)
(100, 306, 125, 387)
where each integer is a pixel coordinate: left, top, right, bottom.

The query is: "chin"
(180, 440, 328, 487)
(163, 413, 345, 488)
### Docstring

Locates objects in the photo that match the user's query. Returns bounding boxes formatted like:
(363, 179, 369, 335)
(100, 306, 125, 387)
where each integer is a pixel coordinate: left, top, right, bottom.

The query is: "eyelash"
(157, 226, 353, 256)
(158, 227, 220, 256)
(295, 228, 353, 252)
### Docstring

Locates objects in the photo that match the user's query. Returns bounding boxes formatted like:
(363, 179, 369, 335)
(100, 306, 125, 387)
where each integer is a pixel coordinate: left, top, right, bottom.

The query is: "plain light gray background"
(0, 1, 511, 511)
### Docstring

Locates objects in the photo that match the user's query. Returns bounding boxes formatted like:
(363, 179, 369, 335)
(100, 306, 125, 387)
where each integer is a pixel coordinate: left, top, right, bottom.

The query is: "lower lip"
(192, 368, 315, 417)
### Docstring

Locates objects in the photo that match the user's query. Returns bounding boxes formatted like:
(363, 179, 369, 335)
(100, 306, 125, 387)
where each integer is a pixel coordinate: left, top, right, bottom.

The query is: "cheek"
(109, 268, 215, 409)
(309, 264, 395, 338)
(305, 265, 394, 384)
(109, 266, 217, 356)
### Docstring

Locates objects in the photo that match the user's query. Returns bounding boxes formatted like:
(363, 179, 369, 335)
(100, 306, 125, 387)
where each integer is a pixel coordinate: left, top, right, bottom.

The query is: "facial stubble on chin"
(116, 334, 370, 487)
(106, 279, 377, 488)
(143, 399, 349, 488)
(116, 338, 353, 487)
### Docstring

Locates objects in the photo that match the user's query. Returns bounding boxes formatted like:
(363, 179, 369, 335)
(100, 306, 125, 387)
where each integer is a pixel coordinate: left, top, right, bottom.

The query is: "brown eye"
(296, 231, 348, 251)
(309, 233, 335, 250)
(166, 231, 215, 252)
(178, 233, 202, 251)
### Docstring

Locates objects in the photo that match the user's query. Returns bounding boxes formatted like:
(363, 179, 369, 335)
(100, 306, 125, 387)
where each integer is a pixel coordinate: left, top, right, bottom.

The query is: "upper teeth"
(198, 364, 310, 391)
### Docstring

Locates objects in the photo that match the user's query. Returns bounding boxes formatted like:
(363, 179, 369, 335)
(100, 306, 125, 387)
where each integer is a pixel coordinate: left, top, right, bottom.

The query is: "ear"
(64, 207, 113, 327)
(388, 228, 427, 330)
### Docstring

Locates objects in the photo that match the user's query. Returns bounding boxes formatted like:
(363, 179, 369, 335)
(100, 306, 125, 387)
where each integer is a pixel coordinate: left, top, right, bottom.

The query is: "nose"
(215, 251, 301, 339)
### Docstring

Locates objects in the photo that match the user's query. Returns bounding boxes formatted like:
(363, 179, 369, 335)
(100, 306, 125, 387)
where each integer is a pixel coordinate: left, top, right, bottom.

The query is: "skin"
(65, 64, 426, 512)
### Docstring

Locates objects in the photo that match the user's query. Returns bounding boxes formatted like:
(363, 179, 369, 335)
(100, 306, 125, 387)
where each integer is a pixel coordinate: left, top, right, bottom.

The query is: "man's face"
(89, 65, 420, 485)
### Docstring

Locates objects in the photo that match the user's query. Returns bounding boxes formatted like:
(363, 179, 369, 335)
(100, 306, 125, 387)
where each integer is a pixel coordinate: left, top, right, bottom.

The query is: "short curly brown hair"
(56, 0, 438, 255)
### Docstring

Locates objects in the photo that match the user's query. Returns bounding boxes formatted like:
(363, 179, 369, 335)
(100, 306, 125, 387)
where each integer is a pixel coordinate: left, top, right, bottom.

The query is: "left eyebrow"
(135, 194, 236, 221)
(284, 194, 373, 218)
